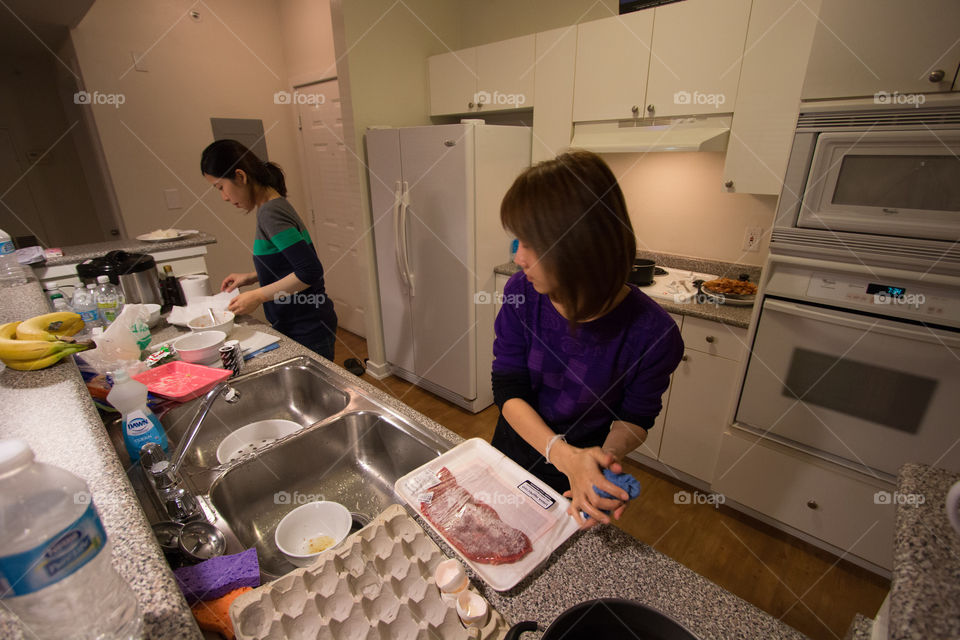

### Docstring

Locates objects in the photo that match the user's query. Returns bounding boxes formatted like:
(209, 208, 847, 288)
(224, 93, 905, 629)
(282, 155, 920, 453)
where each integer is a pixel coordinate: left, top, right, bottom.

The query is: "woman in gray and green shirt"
(201, 139, 338, 360)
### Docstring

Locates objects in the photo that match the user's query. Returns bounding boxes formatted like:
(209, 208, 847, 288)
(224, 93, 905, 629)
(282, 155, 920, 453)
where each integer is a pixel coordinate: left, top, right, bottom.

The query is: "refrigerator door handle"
(392, 180, 409, 288)
(400, 181, 415, 296)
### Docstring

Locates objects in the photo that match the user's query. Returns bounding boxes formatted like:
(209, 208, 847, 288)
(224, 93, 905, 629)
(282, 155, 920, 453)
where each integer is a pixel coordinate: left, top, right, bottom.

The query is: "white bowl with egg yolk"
(275, 501, 352, 567)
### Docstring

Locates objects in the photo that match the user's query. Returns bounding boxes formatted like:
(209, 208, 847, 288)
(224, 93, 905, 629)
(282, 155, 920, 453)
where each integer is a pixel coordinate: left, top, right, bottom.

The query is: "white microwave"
(775, 95, 960, 244)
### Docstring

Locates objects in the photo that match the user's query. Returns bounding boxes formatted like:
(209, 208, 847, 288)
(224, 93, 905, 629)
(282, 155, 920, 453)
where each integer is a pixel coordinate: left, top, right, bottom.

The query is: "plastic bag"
(81, 305, 152, 375)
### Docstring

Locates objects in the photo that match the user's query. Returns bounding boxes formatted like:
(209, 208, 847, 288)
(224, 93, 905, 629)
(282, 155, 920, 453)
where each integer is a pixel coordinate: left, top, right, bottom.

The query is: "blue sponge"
(583, 469, 642, 520)
(174, 547, 260, 604)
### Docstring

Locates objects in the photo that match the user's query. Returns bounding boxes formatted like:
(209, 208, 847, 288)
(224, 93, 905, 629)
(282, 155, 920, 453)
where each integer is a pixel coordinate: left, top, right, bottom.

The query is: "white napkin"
(167, 289, 239, 326)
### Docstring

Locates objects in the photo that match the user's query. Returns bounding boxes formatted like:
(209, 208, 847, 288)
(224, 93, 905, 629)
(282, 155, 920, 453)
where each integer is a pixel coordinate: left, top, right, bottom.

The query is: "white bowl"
(173, 330, 227, 364)
(187, 310, 234, 335)
(144, 304, 161, 328)
(216, 419, 301, 465)
(275, 501, 352, 567)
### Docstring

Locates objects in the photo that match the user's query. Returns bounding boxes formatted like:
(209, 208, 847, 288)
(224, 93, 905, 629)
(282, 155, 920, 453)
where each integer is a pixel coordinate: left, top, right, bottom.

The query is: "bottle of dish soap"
(107, 369, 168, 462)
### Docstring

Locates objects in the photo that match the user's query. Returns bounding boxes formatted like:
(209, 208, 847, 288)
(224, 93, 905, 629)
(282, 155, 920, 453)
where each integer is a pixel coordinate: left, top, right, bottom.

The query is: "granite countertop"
(494, 250, 759, 329)
(40, 232, 217, 267)
(0, 280, 803, 640)
(889, 463, 960, 640)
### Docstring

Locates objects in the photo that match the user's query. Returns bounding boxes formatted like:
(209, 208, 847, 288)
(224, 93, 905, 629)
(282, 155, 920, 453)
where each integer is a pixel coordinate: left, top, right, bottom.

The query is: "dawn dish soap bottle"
(107, 369, 168, 462)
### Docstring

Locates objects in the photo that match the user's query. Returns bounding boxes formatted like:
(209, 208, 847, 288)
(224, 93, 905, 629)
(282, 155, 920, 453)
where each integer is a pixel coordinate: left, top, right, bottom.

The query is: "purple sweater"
(492, 271, 684, 448)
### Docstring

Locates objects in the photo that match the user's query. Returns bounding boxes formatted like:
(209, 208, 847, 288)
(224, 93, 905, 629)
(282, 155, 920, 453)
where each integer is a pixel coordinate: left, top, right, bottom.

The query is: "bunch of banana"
(0, 312, 92, 371)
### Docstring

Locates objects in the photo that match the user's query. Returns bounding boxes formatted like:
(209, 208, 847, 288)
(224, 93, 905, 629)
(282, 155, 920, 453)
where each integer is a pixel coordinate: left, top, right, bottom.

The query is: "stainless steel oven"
(734, 255, 960, 478)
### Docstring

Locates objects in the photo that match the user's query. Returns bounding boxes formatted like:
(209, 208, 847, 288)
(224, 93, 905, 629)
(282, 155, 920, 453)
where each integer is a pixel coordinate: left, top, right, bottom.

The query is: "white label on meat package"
(517, 480, 555, 510)
(406, 468, 440, 496)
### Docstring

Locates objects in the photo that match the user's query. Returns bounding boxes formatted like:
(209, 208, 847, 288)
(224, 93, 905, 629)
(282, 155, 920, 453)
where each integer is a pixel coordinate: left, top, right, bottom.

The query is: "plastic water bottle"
(0, 228, 27, 286)
(0, 439, 143, 639)
(72, 284, 102, 329)
(107, 369, 168, 462)
(95, 276, 124, 325)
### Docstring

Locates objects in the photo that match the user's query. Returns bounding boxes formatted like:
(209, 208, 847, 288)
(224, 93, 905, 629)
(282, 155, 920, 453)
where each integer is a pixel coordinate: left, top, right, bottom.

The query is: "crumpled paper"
(167, 289, 239, 326)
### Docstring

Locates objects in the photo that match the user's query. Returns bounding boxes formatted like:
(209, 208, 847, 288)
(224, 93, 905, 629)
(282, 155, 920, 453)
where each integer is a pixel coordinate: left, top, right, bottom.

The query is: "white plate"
(216, 419, 301, 465)
(136, 229, 199, 242)
(394, 438, 579, 592)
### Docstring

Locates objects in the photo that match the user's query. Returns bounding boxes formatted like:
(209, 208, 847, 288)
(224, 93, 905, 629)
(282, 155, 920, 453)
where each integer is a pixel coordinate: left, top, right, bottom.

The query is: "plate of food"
(395, 438, 579, 591)
(136, 228, 199, 242)
(699, 277, 758, 306)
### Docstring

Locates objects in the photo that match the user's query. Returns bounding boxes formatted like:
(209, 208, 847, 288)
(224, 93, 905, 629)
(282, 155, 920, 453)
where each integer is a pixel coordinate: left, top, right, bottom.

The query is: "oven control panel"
(805, 272, 958, 324)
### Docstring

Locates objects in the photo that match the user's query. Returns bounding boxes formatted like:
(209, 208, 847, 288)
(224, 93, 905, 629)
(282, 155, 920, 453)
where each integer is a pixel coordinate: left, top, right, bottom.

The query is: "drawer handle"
(806, 500, 819, 510)
(705, 335, 715, 343)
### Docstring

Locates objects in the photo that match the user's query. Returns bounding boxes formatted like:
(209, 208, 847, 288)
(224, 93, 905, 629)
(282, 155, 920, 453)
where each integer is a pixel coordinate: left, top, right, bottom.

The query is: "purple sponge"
(174, 547, 260, 604)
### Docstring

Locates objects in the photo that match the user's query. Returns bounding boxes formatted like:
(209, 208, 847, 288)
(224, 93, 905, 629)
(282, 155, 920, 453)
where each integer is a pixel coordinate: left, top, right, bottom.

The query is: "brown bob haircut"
(501, 150, 636, 323)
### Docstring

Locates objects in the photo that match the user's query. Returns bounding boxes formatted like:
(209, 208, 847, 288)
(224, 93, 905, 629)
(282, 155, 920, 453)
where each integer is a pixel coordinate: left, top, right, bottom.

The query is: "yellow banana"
(0, 320, 92, 363)
(15, 312, 84, 341)
(2, 348, 86, 371)
(0, 322, 19, 340)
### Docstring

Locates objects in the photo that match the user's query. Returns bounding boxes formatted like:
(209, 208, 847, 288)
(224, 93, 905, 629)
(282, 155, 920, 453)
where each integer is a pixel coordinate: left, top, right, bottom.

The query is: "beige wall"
(71, 0, 307, 291)
(279, 0, 337, 83)
(456, 0, 615, 48)
(605, 152, 776, 266)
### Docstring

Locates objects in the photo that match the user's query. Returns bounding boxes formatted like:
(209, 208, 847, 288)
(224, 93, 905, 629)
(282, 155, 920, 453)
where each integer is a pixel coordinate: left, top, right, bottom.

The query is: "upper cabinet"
(572, 0, 751, 122)
(722, 0, 823, 195)
(644, 0, 752, 118)
(571, 11, 654, 122)
(532, 27, 577, 163)
(802, 0, 960, 100)
(428, 35, 535, 116)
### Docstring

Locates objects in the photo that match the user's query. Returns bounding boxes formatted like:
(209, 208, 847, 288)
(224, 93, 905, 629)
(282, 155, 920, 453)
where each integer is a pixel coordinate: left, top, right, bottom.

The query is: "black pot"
(628, 258, 657, 286)
(505, 598, 700, 640)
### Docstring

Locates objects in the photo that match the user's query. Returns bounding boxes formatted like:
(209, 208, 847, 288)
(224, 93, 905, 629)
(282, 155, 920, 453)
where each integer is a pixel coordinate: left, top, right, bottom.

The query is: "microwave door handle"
(392, 180, 409, 288)
(400, 181, 414, 296)
(763, 299, 960, 347)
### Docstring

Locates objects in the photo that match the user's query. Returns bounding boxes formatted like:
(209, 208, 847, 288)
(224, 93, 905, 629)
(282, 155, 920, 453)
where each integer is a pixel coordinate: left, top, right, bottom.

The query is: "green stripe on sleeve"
(253, 238, 279, 255)
(272, 227, 307, 251)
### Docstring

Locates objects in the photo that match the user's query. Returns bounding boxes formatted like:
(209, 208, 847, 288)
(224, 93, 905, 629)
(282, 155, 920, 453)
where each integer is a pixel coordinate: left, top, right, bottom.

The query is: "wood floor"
(332, 329, 890, 640)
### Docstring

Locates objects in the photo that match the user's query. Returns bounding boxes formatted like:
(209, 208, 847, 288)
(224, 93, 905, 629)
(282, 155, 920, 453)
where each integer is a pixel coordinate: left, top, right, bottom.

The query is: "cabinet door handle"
(928, 69, 946, 83)
(724, 180, 734, 189)
(646, 104, 655, 114)
(681, 354, 689, 362)
(468, 101, 475, 109)
(631, 105, 640, 115)
(705, 335, 715, 343)
(806, 500, 819, 510)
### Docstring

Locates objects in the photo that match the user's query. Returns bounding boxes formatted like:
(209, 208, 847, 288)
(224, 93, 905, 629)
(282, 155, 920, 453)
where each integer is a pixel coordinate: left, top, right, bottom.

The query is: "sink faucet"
(168, 382, 241, 477)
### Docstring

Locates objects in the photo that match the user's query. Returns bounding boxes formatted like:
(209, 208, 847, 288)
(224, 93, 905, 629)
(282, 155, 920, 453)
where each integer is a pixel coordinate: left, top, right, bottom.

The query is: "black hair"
(200, 139, 287, 198)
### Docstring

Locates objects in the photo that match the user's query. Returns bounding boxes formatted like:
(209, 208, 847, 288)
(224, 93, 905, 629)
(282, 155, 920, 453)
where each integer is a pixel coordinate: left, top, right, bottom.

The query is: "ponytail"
(200, 139, 287, 197)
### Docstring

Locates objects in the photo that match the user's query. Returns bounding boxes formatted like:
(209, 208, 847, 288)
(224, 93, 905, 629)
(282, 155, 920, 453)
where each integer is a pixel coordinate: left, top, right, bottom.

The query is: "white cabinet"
(572, 11, 654, 122)
(572, 0, 750, 122)
(801, 0, 960, 100)
(428, 35, 535, 116)
(644, 0, 751, 118)
(713, 427, 895, 569)
(531, 27, 577, 162)
(722, 0, 823, 195)
(657, 316, 748, 482)
(632, 312, 682, 462)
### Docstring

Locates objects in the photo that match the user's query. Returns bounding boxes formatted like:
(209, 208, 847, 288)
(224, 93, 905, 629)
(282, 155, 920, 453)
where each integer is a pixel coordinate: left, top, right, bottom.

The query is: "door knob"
(806, 500, 819, 510)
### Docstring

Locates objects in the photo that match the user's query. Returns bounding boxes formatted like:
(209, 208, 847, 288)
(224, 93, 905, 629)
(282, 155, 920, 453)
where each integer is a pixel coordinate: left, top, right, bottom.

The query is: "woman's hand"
(221, 272, 258, 292)
(227, 289, 266, 316)
(553, 444, 629, 529)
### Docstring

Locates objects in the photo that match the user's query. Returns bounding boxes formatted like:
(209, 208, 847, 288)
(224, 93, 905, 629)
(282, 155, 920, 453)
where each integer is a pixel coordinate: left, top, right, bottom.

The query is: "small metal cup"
(219, 340, 242, 377)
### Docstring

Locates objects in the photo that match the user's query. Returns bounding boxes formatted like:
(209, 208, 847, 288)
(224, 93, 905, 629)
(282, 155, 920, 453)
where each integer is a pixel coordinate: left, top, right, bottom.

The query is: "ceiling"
(0, 0, 95, 56)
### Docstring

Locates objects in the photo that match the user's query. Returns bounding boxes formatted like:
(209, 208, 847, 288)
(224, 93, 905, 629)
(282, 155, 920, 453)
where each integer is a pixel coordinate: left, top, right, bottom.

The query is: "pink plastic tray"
(134, 361, 231, 402)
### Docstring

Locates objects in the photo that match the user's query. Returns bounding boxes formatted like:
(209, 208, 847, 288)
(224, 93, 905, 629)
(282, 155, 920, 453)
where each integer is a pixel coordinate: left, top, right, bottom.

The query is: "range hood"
(571, 115, 731, 153)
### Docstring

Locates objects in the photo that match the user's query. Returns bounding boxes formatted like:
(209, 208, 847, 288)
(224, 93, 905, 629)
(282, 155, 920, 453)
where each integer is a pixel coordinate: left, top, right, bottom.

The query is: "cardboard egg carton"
(230, 504, 507, 639)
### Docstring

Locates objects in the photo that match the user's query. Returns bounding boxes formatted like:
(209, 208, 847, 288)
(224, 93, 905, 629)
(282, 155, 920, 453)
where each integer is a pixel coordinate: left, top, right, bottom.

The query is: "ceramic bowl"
(172, 330, 227, 365)
(144, 303, 161, 328)
(275, 501, 352, 567)
(187, 310, 234, 335)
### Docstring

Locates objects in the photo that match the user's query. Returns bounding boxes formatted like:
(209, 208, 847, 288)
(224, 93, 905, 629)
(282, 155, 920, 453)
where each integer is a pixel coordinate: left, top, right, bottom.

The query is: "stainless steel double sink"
(128, 356, 453, 578)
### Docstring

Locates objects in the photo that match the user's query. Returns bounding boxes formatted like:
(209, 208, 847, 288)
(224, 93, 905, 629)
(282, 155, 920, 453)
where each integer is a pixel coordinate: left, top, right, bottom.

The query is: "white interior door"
(0, 128, 46, 245)
(399, 125, 477, 400)
(296, 79, 367, 336)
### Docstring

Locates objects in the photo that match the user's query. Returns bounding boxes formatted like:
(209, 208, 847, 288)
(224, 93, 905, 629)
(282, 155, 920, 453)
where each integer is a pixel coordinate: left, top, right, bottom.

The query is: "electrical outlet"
(163, 188, 181, 210)
(742, 226, 763, 252)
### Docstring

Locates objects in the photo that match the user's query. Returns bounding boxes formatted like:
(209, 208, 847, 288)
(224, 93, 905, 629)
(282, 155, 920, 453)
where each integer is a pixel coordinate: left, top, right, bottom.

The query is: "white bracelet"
(544, 434, 566, 466)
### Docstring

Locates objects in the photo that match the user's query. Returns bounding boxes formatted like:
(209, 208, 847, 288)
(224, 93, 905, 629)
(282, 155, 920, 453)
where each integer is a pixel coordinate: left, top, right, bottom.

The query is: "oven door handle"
(763, 299, 960, 347)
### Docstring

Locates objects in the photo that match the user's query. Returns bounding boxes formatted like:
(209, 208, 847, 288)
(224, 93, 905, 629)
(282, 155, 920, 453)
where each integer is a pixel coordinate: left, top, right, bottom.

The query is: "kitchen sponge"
(174, 547, 260, 604)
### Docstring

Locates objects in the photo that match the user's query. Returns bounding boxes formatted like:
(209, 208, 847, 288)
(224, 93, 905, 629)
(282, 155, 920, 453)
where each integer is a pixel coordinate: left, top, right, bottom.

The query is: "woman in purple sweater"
(491, 151, 684, 528)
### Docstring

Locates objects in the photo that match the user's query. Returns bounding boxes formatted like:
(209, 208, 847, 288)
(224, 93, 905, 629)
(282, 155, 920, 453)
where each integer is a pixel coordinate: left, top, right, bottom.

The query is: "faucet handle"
(149, 460, 176, 491)
(139, 442, 166, 469)
(164, 487, 201, 522)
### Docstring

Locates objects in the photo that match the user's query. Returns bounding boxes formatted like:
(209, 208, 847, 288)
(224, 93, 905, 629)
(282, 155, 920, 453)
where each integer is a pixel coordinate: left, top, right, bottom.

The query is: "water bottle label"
(79, 308, 99, 324)
(0, 240, 13, 256)
(0, 503, 107, 597)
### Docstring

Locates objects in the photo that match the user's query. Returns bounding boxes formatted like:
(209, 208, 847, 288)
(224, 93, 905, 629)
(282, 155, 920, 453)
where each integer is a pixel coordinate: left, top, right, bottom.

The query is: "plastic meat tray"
(133, 361, 231, 402)
(229, 504, 508, 640)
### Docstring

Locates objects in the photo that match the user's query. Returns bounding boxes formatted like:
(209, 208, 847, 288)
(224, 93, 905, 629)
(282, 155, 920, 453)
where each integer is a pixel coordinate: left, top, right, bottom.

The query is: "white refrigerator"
(366, 123, 531, 413)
